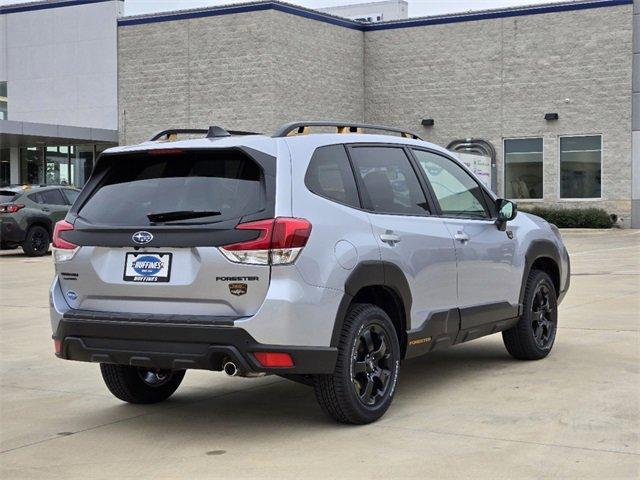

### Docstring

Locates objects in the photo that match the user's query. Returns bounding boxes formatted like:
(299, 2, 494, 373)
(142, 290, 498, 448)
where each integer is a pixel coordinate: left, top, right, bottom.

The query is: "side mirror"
(495, 199, 517, 230)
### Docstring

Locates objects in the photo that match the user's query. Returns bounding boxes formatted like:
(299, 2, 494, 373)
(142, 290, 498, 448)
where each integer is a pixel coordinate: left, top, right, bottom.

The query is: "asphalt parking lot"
(0, 229, 638, 479)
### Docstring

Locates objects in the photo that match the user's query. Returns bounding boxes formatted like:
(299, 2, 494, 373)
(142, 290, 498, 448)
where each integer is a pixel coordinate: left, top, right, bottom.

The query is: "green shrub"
(521, 207, 613, 228)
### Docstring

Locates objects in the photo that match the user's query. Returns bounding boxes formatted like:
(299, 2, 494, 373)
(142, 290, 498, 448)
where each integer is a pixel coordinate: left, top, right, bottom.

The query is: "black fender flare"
(26, 215, 54, 236)
(519, 239, 562, 312)
(330, 261, 412, 348)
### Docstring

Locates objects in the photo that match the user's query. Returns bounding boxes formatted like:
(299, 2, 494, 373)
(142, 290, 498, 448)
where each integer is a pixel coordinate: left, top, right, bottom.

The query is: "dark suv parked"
(0, 185, 80, 256)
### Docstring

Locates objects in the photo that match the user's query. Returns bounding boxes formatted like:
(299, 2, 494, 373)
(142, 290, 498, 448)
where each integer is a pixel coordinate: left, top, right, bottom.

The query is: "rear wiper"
(147, 210, 221, 223)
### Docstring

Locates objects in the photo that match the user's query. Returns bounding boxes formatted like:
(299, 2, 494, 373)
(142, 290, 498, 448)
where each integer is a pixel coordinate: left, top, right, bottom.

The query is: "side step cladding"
(332, 261, 528, 361)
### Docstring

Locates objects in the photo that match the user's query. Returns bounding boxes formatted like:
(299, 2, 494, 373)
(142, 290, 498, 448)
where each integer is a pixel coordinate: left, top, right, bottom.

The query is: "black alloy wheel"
(503, 269, 558, 360)
(531, 283, 556, 349)
(352, 324, 394, 407)
(22, 225, 50, 256)
(314, 303, 400, 424)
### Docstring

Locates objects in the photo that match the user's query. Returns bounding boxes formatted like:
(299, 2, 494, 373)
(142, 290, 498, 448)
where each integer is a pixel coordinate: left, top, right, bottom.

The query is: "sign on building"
(451, 152, 492, 190)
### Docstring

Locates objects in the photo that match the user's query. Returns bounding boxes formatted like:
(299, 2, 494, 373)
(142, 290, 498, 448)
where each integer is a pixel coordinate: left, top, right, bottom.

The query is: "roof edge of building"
(115, 0, 632, 30)
(0, 0, 121, 16)
(0, 119, 118, 145)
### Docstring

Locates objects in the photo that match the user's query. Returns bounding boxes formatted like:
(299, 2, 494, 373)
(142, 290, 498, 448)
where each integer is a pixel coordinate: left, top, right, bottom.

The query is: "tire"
(100, 364, 185, 404)
(314, 303, 401, 424)
(503, 269, 558, 360)
(22, 225, 50, 257)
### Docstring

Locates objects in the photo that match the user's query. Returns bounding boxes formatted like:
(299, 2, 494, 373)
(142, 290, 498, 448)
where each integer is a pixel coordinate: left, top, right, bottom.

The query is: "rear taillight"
(52, 220, 79, 262)
(219, 217, 312, 265)
(0, 204, 25, 213)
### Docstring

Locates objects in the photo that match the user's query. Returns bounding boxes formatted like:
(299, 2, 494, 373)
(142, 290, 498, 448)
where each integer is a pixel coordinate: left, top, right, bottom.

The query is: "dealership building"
(1, 0, 639, 227)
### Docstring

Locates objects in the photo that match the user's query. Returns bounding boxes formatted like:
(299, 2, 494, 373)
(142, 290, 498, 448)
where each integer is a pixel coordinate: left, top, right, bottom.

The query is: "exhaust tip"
(223, 361, 239, 377)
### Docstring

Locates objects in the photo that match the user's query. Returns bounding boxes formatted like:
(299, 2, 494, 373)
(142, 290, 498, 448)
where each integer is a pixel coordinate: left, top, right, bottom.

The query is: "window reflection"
(504, 138, 543, 199)
(560, 136, 602, 199)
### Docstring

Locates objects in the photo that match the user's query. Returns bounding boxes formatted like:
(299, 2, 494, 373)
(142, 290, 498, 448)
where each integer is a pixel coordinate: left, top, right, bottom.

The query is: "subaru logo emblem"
(132, 231, 153, 244)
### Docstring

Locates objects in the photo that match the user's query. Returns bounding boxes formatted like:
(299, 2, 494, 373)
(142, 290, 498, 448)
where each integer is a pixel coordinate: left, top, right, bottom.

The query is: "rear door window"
(78, 149, 268, 226)
(305, 145, 360, 208)
(39, 189, 67, 206)
(349, 146, 430, 215)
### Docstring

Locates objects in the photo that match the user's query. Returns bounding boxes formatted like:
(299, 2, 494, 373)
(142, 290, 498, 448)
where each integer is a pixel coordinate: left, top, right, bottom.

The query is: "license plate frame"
(123, 252, 172, 283)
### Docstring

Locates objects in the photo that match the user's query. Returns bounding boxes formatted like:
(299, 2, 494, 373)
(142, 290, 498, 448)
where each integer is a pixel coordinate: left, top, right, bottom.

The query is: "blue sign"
(131, 255, 164, 276)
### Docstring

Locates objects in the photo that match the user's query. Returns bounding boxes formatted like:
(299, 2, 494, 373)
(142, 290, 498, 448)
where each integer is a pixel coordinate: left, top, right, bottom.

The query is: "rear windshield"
(0, 191, 18, 203)
(78, 149, 266, 226)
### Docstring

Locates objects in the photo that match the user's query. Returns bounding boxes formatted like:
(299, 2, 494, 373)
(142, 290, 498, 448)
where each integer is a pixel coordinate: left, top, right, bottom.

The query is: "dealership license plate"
(123, 252, 172, 283)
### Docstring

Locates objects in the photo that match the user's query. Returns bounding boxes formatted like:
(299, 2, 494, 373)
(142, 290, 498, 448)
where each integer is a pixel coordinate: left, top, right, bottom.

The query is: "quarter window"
(63, 189, 80, 205)
(39, 189, 67, 206)
(504, 138, 543, 199)
(413, 150, 489, 219)
(560, 136, 602, 199)
(349, 147, 430, 215)
(305, 145, 360, 208)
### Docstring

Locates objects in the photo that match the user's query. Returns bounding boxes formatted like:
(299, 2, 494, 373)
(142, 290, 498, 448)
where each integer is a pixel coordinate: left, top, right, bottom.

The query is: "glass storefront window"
(560, 136, 602, 199)
(71, 145, 94, 187)
(18, 144, 103, 187)
(20, 147, 45, 185)
(1, 149, 10, 186)
(46, 146, 71, 185)
(0, 82, 7, 120)
(504, 138, 543, 199)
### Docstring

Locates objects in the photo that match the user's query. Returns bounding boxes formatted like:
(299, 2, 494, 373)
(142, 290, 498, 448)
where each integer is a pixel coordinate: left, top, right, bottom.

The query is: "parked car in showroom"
(0, 185, 80, 256)
(49, 121, 570, 424)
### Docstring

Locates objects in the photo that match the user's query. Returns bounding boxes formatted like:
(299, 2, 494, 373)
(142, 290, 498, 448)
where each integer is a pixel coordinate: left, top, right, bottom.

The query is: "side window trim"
(342, 144, 365, 209)
(345, 143, 437, 217)
(409, 147, 496, 221)
(57, 189, 68, 206)
(402, 146, 440, 217)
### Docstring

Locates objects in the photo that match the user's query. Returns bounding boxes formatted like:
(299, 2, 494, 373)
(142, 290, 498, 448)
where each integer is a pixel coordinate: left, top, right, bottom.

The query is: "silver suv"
(49, 122, 570, 424)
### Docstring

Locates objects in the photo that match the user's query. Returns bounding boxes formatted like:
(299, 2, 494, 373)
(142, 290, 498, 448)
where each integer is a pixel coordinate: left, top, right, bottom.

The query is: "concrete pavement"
(0, 230, 638, 479)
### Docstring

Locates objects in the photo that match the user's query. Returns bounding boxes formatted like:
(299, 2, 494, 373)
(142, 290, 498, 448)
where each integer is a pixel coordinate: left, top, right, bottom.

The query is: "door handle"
(454, 232, 470, 243)
(41, 208, 50, 212)
(380, 232, 401, 246)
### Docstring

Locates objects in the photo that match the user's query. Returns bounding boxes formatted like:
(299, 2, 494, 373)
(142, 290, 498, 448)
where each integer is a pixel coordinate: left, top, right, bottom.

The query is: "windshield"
(78, 149, 265, 226)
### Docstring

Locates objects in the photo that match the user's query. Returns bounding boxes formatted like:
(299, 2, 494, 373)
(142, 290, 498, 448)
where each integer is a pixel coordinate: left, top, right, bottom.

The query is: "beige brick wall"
(118, 4, 633, 221)
(118, 10, 364, 144)
(364, 5, 633, 221)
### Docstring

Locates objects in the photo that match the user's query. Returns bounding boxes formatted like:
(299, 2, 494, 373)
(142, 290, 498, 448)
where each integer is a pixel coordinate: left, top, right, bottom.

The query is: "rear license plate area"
(123, 252, 172, 283)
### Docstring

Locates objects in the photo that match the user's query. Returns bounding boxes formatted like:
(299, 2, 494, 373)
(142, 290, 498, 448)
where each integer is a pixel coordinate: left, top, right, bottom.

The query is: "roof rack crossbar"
(273, 121, 422, 140)
(149, 127, 261, 142)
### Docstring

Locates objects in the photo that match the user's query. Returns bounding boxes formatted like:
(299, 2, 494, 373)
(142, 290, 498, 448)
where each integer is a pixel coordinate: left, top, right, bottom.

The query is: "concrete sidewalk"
(0, 230, 638, 479)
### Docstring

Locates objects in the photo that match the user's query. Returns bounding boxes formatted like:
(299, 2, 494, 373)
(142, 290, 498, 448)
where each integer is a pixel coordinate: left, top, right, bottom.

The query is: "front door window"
(412, 149, 489, 219)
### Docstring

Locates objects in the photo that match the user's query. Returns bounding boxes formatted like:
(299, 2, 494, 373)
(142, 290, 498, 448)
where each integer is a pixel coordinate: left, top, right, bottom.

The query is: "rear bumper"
(53, 313, 338, 375)
(0, 218, 26, 248)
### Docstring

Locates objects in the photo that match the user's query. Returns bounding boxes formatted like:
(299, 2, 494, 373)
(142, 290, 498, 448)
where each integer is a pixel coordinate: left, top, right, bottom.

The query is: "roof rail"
(273, 121, 422, 140)
(149, 127, 261, 142)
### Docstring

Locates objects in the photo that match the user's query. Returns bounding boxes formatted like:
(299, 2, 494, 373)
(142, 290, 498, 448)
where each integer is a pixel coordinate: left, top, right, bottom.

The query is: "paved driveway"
(0, 230, 638, 479)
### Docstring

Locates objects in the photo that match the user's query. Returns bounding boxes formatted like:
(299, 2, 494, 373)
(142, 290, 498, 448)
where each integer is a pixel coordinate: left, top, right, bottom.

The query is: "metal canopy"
(0, 120, 118, 148)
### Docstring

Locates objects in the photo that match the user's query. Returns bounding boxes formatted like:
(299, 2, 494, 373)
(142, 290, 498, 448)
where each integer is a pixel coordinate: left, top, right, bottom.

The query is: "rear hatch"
(56, 146, 276, 317)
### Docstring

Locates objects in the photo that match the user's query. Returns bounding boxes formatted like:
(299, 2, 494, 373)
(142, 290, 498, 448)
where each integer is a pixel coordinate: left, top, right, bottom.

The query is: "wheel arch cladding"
(331, 261, 412, 358)
(520, 240, 561, 309)
(27, 217, 53, 235)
